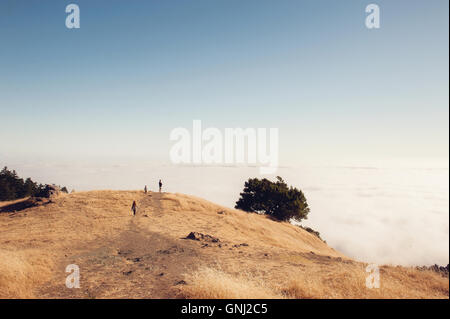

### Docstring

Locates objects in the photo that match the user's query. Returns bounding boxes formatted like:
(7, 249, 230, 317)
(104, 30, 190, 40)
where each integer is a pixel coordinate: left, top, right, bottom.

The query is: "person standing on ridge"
(131, 201, 137, 216)
(159, 179, 162, 193)
(144, 185, 147, 194)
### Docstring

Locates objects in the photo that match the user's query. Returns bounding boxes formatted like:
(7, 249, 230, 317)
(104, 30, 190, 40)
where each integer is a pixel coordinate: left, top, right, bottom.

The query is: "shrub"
(235, 176, 310, 222)
(299, 225, 324, 241)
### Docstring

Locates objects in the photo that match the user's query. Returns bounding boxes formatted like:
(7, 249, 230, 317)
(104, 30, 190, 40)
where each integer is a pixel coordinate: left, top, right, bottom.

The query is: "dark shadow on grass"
(0, 198, 49, 213)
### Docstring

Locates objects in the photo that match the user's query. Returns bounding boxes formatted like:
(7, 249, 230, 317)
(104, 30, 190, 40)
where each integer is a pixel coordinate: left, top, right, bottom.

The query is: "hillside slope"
(0, 191, 447, 298)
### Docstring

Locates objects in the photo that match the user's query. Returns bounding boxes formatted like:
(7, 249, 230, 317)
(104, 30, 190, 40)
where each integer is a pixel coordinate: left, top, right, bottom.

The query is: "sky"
(0, 1, 448, 265)
(0, 0, 448, 164)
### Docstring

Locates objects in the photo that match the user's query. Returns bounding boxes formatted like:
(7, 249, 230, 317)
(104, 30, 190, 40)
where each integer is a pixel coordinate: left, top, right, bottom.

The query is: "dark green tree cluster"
(0, 167, 69, 201)
(235, 176, 310, 222)
(0, 167, 45, 200)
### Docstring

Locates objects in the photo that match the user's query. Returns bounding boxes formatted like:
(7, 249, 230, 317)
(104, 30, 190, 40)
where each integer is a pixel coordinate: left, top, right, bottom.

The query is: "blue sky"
(0, 0, 448, 165)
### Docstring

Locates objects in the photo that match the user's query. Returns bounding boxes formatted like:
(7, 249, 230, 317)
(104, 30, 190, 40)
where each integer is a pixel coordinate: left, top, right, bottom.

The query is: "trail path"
(38, 192, 207, 298)
(3, 190, 448, 299)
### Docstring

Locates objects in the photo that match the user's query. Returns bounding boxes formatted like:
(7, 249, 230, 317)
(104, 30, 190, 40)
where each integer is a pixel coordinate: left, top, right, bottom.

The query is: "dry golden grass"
(158, 193, 341, 256)
(176, 264, 449, 299)
(175, 267, 284, 299)
(0, 249, 50, 298)
(0, 190, 448, 299)
(280, 264, 449, 299)
(0, 190, 144, 298)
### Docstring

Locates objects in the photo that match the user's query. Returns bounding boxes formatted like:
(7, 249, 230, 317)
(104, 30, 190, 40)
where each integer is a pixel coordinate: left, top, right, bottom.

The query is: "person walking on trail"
(131, 201, 137, 216)
(159, 179, 162, 193)
(144, 185, 147, 194)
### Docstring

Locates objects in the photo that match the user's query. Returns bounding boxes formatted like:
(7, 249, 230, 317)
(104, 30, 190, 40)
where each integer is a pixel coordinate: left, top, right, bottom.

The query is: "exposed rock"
(185, 232, 220, 243)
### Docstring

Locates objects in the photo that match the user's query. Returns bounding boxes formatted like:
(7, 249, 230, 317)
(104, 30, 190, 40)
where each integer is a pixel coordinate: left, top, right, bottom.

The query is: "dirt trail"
(38, 192, 208, 299)
(3, 190, 448, 299)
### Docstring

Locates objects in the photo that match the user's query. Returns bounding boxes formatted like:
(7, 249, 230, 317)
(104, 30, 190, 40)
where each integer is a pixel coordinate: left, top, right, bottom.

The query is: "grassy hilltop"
(0, 191, 448, 298)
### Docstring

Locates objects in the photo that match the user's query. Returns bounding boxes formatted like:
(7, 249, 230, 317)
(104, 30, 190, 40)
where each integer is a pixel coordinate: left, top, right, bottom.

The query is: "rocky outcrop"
(185, 232, 220, 243)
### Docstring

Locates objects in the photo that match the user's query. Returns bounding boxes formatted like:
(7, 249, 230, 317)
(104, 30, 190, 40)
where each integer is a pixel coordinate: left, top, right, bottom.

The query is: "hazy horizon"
(1, 156, 448, 267)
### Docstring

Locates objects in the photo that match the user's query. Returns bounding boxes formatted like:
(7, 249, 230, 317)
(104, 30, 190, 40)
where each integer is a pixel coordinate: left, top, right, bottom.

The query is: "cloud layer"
(2, 157, 448, 266)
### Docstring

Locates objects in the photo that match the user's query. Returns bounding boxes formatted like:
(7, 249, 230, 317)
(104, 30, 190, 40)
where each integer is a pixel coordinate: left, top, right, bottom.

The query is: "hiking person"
(159, 179, 162, 193)
(131, 201, 137, 216)
(144, 185, 147, 194)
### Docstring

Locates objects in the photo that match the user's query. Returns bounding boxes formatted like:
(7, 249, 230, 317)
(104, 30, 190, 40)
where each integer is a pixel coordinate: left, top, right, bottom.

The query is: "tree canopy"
(235, 176, 310, 222)
(0, 167, 67, 201)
